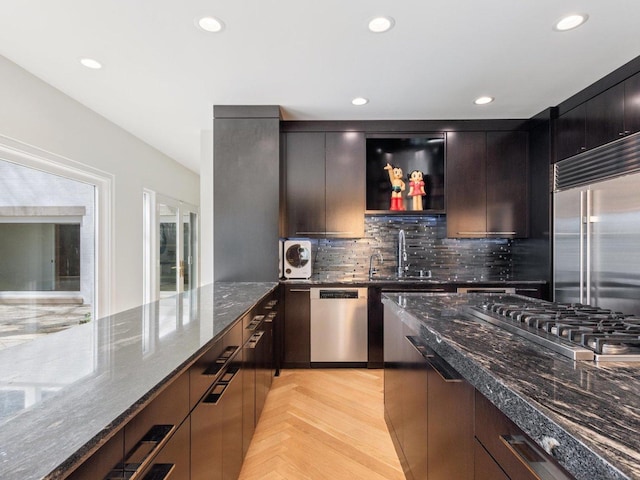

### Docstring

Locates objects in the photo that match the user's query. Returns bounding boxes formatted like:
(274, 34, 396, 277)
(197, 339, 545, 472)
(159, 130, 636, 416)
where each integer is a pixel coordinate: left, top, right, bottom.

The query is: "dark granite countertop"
(282, 274, 547, 287)
(383, 292, 640, 480)
(0, 282, 277, 480)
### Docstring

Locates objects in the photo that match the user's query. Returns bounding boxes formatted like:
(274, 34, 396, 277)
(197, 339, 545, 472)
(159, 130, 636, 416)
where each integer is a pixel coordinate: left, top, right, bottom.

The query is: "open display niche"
(366, 134, 445, 213)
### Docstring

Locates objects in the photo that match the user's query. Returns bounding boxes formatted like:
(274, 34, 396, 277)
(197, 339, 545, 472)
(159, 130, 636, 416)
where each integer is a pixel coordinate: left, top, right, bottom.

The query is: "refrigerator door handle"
(585, 188, 592, 305)
(579, 190, 585, 304)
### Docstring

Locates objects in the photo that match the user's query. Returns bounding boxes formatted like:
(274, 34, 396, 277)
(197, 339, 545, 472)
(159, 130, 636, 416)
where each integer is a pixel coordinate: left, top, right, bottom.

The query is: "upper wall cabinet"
(556, 74, 640, 162)
(446, 131, 528, 239)
(283, 131, 365, 238)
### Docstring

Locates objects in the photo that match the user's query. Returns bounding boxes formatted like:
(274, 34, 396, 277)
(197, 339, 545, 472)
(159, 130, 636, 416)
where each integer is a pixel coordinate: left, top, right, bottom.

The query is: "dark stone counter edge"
(49, 284, 279, 480)
(281, 279, 548, 287)
(383, 300, 631, 480)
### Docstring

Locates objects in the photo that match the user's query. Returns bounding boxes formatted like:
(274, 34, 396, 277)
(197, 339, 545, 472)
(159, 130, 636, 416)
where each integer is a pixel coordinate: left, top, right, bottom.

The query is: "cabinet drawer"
(475, 391, 573, 480)
(66, 430, 124, 480)
(124, 371, 190, 457)
(474, 438, 509, 480)
(138, 417, 190, 480)
(189, 321, 243, 409)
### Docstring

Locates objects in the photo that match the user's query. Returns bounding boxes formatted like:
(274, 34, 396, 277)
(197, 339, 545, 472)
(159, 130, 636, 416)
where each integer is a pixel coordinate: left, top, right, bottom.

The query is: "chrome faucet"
(398, 229, 408, 277)
(369, 252, 383, 278)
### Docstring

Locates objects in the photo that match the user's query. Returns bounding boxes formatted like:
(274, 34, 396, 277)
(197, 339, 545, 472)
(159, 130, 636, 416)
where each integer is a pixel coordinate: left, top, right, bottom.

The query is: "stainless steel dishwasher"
(310, 287, 368, 363)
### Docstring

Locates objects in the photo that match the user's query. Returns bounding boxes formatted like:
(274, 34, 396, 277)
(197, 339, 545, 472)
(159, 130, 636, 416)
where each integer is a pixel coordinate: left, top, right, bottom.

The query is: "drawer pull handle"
(107, 425, 175, 480)
(457, 231, 517, 235)
(203, 345, 240, 376)
(246, 331, 265, 349)
(499, 435, 571, 480)
(204, 365, 240, 405)
(405, 336, 463, 382)
(142, 463, 175, 480)
(289, 288, 311, 292)
(246, 315, 265, 331)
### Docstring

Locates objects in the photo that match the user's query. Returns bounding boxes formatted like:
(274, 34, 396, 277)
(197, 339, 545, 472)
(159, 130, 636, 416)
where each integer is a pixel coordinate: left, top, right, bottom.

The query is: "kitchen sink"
(368, 274, 441, 283)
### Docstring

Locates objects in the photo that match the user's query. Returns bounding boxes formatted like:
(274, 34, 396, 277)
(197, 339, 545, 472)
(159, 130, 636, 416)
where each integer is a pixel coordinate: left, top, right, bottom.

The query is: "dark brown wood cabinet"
(447, 131, 528, 238)
(474, 391, 574, 480)
(556, 73, 640, 162)
(486, 131, 528, 237)
(66, 430, 124, 480)
(384, 303, 474, 480)
(624, 71, 640, 135)
(446, 131, 487, 238)
(474, 439, 509, 480)
(585, 82, 625, 150)
(555, 104, 586, 161)
(284, 132, 326, 236)
(283, 286, 311, 367)
(284, 131, 365, 238)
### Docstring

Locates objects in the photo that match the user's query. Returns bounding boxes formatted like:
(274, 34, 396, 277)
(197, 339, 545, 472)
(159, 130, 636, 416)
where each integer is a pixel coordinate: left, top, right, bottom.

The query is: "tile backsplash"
(309, 215, 516, 281)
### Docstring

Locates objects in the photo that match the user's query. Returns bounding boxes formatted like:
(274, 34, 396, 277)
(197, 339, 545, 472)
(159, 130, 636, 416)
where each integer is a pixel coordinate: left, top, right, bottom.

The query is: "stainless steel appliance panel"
(554, 171, 640, 315)
(310, 288, 368, 362)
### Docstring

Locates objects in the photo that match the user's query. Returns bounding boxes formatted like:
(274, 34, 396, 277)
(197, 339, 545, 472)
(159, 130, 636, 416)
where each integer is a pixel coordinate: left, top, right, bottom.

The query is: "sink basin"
(369, 274, 440, 283)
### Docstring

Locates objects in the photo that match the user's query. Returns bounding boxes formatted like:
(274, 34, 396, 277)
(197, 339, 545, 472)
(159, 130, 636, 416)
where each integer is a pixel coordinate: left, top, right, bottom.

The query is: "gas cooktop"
(466, 296, 640, 362)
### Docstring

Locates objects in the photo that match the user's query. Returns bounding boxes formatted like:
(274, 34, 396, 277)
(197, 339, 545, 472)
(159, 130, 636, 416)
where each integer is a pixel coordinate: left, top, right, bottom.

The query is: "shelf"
(365, 210, 446, 216)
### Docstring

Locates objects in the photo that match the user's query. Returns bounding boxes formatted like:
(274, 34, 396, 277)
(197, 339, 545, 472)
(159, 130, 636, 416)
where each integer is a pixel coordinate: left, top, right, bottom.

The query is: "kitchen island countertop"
(383, 292, 640, 480)
(0, 282, 278, 480)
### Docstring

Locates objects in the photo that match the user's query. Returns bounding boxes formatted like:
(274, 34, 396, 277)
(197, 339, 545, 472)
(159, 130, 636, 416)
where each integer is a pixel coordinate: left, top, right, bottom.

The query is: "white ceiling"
(1, 1, 640, 173)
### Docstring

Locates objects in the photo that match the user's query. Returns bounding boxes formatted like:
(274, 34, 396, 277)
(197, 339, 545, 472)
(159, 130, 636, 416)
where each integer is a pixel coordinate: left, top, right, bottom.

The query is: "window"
(0, 141, 111, 350)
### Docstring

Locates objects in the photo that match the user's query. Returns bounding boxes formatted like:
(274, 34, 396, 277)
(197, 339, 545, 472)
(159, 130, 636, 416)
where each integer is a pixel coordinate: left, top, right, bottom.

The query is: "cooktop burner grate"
(466, 297, 640, 362)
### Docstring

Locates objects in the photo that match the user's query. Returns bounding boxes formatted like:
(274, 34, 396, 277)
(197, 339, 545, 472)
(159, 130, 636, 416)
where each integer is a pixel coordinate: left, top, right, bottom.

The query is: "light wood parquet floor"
(238, 369, 405, 480)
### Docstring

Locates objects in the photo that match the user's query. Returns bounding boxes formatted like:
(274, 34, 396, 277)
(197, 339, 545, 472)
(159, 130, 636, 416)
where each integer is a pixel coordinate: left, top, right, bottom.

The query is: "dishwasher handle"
(311, 287, 368, 300)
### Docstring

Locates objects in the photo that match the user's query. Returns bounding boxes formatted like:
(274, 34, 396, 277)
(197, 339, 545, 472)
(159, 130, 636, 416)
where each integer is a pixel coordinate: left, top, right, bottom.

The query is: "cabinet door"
(222, 362, 244, 480)
(446, 131, 487, 238)
(285, 132, 326, 236)
(555, 104, 586, 161)
(383, 305, 404, 448)
(325, 132, 365, 237)
(66, 430, 124, 480)
(585, 83, 625, 150)
(486, 131, 528, 238)
(124, 372, 190, 457)
(624, 71, 640, 135)
(402, 330, 429, 480)
(283, 287, 310, 367)
(139, 418, 190, 480)
(427, 357, 474, 480)
(474, 439, 509, 480)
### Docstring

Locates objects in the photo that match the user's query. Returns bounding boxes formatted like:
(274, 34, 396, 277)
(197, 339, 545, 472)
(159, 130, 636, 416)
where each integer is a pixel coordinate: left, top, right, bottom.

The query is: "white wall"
(0, 55, 200, 314)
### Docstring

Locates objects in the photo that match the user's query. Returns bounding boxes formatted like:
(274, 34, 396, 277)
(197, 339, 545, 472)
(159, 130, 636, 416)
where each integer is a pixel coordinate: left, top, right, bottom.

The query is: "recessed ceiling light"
(368, 16, 395, 33)
(352, 97, 369, 106)
(554, 14, 588, 31)
(79, 58, 102, 69)
(474, 96, 494, 105)
(197, 16, 224, 33)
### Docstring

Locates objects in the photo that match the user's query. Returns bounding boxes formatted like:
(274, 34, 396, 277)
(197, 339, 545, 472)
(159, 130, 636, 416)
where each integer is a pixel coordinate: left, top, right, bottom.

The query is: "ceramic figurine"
(384, 163, 406, 210)
(407, 170, 426, 210)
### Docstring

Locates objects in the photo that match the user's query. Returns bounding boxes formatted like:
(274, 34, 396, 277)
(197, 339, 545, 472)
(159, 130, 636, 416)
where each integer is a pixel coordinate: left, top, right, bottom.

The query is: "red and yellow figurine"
(407, 169, 426, 210)
(384, 163, 406, 210)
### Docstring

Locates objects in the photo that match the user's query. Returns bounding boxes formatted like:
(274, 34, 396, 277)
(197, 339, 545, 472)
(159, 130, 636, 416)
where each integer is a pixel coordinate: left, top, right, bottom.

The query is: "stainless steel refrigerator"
(554, 171, 640, 315)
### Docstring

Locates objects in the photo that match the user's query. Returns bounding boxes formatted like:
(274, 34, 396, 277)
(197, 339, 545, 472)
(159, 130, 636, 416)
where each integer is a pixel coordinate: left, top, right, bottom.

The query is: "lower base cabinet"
(474, 391, 574, 480)
(384, 304, 474, 480)
(474, 439, 509, 480)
